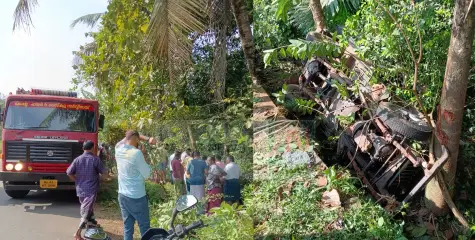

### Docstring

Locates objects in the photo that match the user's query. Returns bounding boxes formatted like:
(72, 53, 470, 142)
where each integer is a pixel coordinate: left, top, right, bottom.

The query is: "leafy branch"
(263, 39, 343, 67)
(373, 0, 430, 126)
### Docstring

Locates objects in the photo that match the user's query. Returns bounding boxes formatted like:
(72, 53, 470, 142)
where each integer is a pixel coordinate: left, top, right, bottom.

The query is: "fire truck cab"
(0, 88, 104, 198)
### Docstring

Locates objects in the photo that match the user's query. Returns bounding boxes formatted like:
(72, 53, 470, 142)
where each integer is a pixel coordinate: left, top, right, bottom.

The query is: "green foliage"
(263, 39, 343, 67)
(198, 203, 254, 239)
(253, 0, 306, 50)
(321, 0, 361, 16)
(272, 84, 316, 115)
(97, 179, 255, 239)
(247, 163, 406, 239)
(344, 0, 454, 109)
(335, 113, 355, 128)
(97, 178, 170, 205)
(150, 197, 254, 239)
(72, 0, 171, 129)
(285, 98, 317, 115)
(271, 0, 361, 35)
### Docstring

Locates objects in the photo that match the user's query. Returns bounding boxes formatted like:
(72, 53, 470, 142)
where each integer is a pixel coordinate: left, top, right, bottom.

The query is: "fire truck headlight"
(14, 163, 23, 171)
(5, 164, 14, 171)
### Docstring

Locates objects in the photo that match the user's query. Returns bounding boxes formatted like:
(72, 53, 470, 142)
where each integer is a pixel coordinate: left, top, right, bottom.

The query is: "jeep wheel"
(376, 102, 432, 141)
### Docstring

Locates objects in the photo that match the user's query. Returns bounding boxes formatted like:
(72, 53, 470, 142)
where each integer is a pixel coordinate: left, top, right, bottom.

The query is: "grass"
(247, 164, 406, 239)
(252, 122, 475, 239)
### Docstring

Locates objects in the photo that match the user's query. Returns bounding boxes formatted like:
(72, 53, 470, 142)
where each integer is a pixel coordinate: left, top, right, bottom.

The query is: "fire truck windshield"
(3, 101, 96, 132)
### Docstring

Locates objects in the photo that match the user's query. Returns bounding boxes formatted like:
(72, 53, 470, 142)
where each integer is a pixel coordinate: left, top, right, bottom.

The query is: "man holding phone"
(115, 130, 157, 240)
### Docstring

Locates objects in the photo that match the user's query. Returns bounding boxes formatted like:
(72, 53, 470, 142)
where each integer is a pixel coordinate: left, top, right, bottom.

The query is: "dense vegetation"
(70, 0, 254, 238)
(253, 0, 475, 239)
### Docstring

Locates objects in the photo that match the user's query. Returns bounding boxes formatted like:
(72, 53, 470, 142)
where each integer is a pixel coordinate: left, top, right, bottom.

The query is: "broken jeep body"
(283, 38, 447, 205)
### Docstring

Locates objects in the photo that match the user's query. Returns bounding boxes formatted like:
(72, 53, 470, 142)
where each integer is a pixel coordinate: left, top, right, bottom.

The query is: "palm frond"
(72, 41, 98, 67)
(70, 12, 105, 29)
(145, 0, 208, 75)
(291, 0, 361, 32)
(290, 1, 315, 33)
(12, 0, 39, 32)
(80, 89, 96, 100)
(320, 0, 361, 15)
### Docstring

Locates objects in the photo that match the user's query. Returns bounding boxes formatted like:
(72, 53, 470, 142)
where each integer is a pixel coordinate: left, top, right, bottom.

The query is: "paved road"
(0, 182, 81, 240)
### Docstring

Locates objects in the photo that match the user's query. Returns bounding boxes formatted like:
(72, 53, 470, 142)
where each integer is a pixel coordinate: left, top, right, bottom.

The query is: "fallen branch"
(428, 117, 469, 229)
(254, 120, 293, 135)
(436, 172, 470, 229)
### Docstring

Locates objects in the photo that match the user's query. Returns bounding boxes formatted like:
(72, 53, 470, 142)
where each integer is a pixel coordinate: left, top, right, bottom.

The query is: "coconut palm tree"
(144, 0, 207, 81)
(229, 0, 259, 84)
(70, 12, 105, 29)
(309, 0, 326, 32)
(12, 0, 259, 84)
(209, 0, 232, 100)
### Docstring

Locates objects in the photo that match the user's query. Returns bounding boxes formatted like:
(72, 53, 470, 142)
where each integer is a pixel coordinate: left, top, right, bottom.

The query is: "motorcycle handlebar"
(184, 220, 204, 233)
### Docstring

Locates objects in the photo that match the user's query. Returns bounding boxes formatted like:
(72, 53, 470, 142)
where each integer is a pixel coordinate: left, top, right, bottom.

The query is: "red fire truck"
(0, 88, 104, 198)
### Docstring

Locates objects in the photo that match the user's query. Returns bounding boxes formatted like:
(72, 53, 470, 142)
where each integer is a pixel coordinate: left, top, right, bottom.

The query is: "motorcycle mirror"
(176, 195, 198, 212)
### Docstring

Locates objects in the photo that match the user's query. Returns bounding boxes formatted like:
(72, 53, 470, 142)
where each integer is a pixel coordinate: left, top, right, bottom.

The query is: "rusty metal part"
(374, 118, 421, 167)
(367, 132, 394, 160)
(391, 140, 421, 167)
(402, 145, 449, 204)
(348, 152, 382, 202)
(371, 147, 399, 181)
(371, 155, 406, 184)
(374, 115, 390, 135)
(374, 156, 408, 195)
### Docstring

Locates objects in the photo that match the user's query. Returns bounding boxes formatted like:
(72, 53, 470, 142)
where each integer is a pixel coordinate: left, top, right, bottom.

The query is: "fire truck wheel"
(4, 189, 29, 199)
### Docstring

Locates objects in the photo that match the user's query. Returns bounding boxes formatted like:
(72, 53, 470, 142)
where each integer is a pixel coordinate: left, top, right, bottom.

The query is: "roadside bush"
(150, 199, 254, 240)
(97, 178, 172, 205)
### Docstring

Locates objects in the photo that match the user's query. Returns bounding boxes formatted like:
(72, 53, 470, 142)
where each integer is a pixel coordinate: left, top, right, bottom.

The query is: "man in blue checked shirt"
(67, 140, 109, 240)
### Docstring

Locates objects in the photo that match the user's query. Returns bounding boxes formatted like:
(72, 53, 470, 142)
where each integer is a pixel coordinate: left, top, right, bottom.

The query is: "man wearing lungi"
(224, 155, 241, 205)
(67, 140, 108, 240)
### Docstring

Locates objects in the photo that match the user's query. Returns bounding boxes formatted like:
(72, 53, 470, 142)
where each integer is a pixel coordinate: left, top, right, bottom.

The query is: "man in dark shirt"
(67, 140, 108, 240)
(171, 151, 185, 196)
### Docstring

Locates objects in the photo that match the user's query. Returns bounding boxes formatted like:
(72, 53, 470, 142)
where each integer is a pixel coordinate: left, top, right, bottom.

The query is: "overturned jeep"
(282, 47, 449, 205)
(336, 101, 444, 203)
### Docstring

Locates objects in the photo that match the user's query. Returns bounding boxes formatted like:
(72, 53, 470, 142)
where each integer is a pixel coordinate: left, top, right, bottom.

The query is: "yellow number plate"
(40, 179, 58, 189)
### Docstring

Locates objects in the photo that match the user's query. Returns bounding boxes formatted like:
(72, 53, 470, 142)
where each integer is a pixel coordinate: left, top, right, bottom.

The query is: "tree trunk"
(186, 122, 197, 150)
(425, 0, 475, 215)
(223, 121, 230, 155)
(309, 0, 326, 33)
(229, 0, 259, 85)
(210, 0, 231, 101)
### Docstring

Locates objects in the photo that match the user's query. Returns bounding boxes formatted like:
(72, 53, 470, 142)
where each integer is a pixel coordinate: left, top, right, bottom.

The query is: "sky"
(0, 0, 108, 96)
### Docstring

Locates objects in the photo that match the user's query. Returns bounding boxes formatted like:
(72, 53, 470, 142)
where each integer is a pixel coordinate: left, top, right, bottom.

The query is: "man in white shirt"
(181, 148, 191, 160)
(115, 130, 156, 240)
(168, 152, 175, 183)
(223, 155, 241, 205)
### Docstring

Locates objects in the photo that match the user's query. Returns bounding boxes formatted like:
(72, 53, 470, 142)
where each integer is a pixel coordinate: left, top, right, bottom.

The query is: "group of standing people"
(168, 149, 241, 215)
(67, 130, 242, 240)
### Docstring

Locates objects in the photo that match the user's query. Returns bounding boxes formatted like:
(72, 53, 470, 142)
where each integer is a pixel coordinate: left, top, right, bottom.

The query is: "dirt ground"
(95, 204, 142, 240)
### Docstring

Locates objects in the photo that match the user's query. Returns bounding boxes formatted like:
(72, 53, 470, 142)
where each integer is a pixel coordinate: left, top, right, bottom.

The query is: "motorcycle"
(83, 222, 111, 240)
(142, 194, 205, 240)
